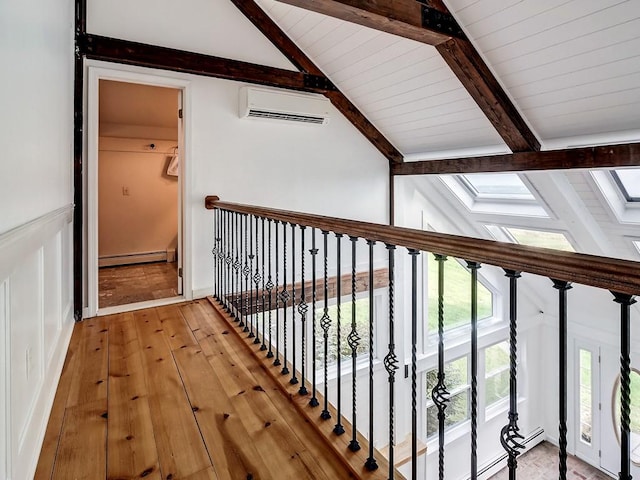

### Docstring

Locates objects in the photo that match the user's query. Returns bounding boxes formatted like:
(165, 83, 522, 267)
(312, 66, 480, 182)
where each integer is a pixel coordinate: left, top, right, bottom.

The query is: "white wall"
(0, 0, 76, 477)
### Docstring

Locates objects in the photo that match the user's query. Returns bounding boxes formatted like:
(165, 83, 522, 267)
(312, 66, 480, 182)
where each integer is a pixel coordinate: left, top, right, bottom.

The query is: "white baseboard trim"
(192, 287, 212, 299)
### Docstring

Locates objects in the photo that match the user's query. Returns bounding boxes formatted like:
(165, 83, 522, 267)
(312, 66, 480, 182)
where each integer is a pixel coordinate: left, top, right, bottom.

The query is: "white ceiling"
(256, 0, 640, 156)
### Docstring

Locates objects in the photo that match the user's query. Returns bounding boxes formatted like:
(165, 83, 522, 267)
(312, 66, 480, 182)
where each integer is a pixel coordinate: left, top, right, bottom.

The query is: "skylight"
(506, 227, 575, 252)
(461, 173, 535, 201)
(634, 241, 640, 255)
(612, 169, 640, 201)
(486, 225, 575, 252)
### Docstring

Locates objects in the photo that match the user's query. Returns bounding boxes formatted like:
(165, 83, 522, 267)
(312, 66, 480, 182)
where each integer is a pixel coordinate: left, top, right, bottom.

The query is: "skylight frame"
(611, 169, 640, 202)
(458, 173, 537, 203)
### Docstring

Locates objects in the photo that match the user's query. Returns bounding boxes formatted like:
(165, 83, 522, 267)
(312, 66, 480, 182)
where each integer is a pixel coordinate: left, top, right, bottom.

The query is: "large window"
(485, 342, 510, 408)
(427, 256, 493, 334)
(314, 297, 371, 370)
(612, 169, 640, 202)
(426, 357, 469, 438)
(486, 225, 575, 252)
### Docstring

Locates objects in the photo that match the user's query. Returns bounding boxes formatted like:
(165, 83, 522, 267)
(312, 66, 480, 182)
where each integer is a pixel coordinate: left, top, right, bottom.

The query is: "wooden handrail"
(205, 196, 640, 295)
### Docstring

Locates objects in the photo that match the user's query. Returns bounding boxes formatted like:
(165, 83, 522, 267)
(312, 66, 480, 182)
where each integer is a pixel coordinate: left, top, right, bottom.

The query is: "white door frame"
(85, 61, 193, 317)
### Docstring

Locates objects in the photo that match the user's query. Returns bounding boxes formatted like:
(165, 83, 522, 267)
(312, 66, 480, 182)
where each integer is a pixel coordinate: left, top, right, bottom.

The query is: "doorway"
(86, 66, 190, 317)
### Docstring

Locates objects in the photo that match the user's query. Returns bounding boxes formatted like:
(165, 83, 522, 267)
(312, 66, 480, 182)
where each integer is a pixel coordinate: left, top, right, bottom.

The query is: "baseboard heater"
(99, 249, 175, 267)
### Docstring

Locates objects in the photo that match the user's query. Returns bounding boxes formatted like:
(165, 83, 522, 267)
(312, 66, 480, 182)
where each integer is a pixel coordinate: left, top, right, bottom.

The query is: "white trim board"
(85, 63, 194, 317)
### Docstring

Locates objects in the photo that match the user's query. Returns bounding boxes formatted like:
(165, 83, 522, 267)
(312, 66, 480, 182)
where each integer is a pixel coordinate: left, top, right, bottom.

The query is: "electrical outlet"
(122, 186, 130, 196)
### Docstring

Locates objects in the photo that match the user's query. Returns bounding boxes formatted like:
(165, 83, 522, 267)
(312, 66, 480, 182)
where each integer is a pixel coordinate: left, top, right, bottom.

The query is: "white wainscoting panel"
(0, 205, 74, 479)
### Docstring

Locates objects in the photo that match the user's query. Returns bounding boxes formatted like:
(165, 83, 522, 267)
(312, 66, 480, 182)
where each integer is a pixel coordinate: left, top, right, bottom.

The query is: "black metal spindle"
(501, 270, 524, 480)
(320, 230, 332, 420)
(233, 212, 241, 320)
(266, 219, 274, 358)
(409, 249, 420, 480)
(291, 223, 299, 384)
(365, 239, 378, 472)
(552, 279, 572, 480)
(467, 261, 480, 480)
(248, 215, 255, 336)
(334, 233, 345, 435)
(433, 254, 450, 480)
(212, 208, 220, 302)
(225, 210, 231, 311)
(299, 226, 309, 395)
(348, 236, 361, 451)
(253, 216, 262, 345)
(281, 222, 290, 375)
(241, 214, 250, 329)
(274, 220, 281, 366)
(613, 292, 637, 480)
(384, 244, 399, 480)
(260, 217, 267, 350)
(309, 228, 320, 407)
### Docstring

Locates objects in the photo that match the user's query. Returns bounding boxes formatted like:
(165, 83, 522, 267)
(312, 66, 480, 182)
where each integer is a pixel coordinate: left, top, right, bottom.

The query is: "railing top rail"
(205, 196, 640, 296)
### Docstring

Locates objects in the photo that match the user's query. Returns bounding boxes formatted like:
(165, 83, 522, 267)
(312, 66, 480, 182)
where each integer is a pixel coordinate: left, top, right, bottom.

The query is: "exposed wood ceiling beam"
(391, 143, 640, 176)
(79, 34, 335, 94)
(275, 0, 540, 153)
(230, 0, 403, 164)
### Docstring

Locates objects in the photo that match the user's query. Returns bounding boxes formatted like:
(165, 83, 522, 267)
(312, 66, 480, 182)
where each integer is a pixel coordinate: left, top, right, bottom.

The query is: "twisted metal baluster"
(334, 233, 345, 435)
(212, 208, 220, 302)
(552, 279, 572, 480)
(226, 210, 233, 312)
(224, 210, 231, 311)
(409, 249, 420, 480)
(384, 244, 399, 479)
(236, 212, 244, 322)
(248, 215, 255, 336)
(298, 226, 309, 395)
(253, 216, 262, 345)
(309, 228, 320, 407)
(433, 254, 450, 480)
(260, 217, 267, 350)
(280, 223, 290, 375)
(274, 221, 281, 366)
(613, 292, 636, 480)
(467, 261, 481, 479)
(290, 223, 299, 384)
(348, 236, 361, 451)
(365, 239, 378, 471)
(320, 230, 332, 420)
(501, 270, 524, 480)
(266, 219, 274, 358)
(233, 212, 242, 320)
(241, 215, 250, 329)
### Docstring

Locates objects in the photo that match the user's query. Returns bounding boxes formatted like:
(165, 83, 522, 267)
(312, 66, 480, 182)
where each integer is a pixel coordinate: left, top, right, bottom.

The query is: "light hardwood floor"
(99, 261, 178, 308)
(35, 300, 355, 480)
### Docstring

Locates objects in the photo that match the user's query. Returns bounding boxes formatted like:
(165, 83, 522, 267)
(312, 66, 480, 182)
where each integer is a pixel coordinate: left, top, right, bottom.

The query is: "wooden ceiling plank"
(230, 0, 403, 164)
(275, 0, 541, 152)
(80, 34, 329, 94)
(391, 143, 640, 176)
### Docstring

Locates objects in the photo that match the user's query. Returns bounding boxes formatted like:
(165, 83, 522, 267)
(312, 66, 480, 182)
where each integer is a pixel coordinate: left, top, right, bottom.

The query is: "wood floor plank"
(108, 312, 161, 480)
(66, 317, 109, 407)
(156, 304, 198, 351)
(34, 323, 83, 480)
(182, 466, 218, 480)
(134, 308, 213, 480)
(51, 400, 107, 480)
(191, 304, 348, 480)
(173, 345, 267, 480)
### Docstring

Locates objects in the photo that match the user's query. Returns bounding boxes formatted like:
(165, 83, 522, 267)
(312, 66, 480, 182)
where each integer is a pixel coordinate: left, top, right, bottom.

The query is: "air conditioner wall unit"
(239, 86, 331, 125)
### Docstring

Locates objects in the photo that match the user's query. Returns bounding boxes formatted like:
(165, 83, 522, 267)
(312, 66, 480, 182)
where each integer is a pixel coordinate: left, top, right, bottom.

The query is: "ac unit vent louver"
(240, 87, 330, 125)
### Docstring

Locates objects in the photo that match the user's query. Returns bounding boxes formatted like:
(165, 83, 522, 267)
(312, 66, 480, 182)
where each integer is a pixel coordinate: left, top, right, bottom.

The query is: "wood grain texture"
(134, 308, 213, 479)
(392, 142, 640, 175)
(38, 301, 359, 479)
(205, 197, 640, 295)
(80, 34, 330, 95)
(230, 0, 403, 164)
